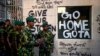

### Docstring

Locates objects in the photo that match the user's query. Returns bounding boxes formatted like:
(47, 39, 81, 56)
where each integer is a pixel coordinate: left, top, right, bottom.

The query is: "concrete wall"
(23, 0, 100, 56)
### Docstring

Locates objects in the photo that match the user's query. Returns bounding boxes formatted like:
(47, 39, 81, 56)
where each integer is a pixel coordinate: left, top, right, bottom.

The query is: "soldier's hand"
(37, 38, 44, 45)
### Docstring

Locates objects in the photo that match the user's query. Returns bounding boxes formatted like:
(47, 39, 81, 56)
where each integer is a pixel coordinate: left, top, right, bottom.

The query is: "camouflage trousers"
(18, 47, 34, 56)
(39, 47, 51, 56)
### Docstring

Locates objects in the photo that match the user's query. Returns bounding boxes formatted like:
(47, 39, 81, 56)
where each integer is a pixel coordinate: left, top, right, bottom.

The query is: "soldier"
(4, 19, 13, 56)
(38, 21, 54, 56)
(23, 16, 36, 56)
(0, 21, 7, 56)
(17, 21, 30, 56)
(7, 20, 25, 56)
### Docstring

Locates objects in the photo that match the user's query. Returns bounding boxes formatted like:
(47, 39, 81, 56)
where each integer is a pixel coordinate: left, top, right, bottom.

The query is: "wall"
(23, 0, 100, 56)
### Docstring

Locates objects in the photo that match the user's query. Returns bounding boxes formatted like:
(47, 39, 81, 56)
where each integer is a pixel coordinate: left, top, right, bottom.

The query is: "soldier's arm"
(7, 30, 12, 48)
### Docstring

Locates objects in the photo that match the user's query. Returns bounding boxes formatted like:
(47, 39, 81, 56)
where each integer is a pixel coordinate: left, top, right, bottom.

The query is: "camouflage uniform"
(7, 20, 26, 56)
(5, 24, 13, 33)
(22, 26, 35, 56)
(0, 21, 7, 56)
(4, 19, 13, 56)
(21, 16, 36, 56)
(38, 21, 54, 56)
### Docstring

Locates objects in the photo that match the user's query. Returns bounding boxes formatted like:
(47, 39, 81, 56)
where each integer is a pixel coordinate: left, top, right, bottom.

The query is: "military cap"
(14, 20, 24, 26)
(26, 16, 35, 22)
(42, 21, 48, 27)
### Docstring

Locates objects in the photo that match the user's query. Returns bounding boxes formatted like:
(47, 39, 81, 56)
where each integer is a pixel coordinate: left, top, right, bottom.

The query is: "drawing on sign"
(58, 6, 91, 39)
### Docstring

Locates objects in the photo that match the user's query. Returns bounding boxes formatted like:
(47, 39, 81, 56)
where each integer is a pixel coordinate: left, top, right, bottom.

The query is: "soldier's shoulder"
(0, 28, 4, 33)
(8, 28, 15, 34)
(47, 30, 52, 33)
(38, 30, 43, 34)
(24, 26, 30, 31)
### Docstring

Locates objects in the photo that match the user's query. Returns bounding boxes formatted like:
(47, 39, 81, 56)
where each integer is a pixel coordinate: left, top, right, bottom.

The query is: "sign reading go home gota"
(58, 6, 91, 39)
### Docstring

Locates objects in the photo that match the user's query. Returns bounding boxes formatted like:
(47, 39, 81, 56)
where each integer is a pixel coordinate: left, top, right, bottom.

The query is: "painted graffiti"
(59, 41, 91, 56)
(96, 15, 100, 33)
(29, 0, 63, 34)
(32, 0, 63, 9)
(28, 9, 56, 35)
(28, 9, 47, 17)
(28, 0, 63, 36)
(59, 11, 90, 39)
(58, 6, 91, 39)
(28, 9, 47, 24)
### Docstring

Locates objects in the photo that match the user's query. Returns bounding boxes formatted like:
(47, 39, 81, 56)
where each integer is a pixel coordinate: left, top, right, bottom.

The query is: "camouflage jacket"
(38, 30, 54, 49)
(23, 26, 36, 48)
(0, 28, 6, 49)
(8, 29, 25, 50)
(5, 25, 13, 33)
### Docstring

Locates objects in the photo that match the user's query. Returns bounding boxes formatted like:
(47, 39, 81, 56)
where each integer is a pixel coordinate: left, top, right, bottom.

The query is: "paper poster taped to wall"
(58, 6, 91, 39)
